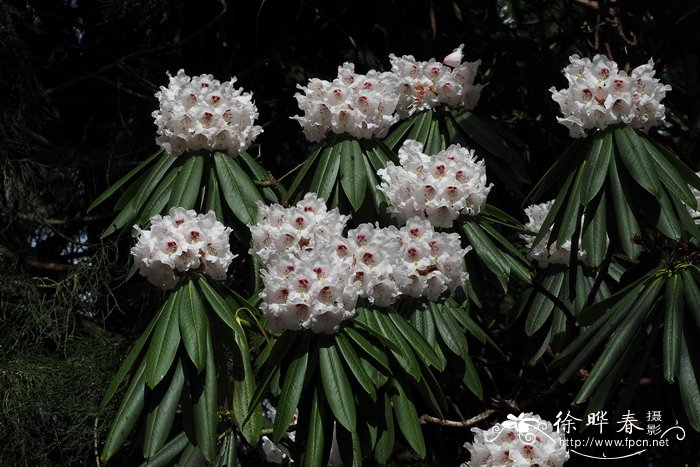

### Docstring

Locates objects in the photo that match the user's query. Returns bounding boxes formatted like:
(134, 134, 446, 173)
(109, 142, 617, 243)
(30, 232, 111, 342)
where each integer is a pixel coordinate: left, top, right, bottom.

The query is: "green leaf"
(232, 323, 262, 445)
(554, 164, 583, 247)
(248, 331, 300, 416)
(369, 312, 421, 381)
(529, 169, 576, 255)
(430, 303, 468, 361)
(681, 269, 700, 330)
(144, 358, 186, 458)
(137, 168, 180, 224)
(335, 333, 377, 399)
(451, 110, 512, 160)
(197, 278, 245, 338)
(178, 281, 209, 372)
(89, 149, 164, 212)
(406, 111, 432, 147)
(141, 431, 189, 467)
(390, 378, 426, 458)
(581, 133, 613, 205)
(608, 155, 641, 260)
(657, 188, 683, 240)
(336, 423, 363, 467)
(178, 443, 205, 467)
(462, 352, 483, 399)
(286, 146, 324, 203)
(272, 337, 310, 442)
(213, 152, 263, 225)
(343, 327, 390, 371)
(239, 150, 283, 202)
(526, 271, 565, 336)
(145, 291, 181, 388)
(168, 155, 204, 210)
(299, 387, 328, 467)
(339, 140, 368, 211)
(189, 333, 218, 462)
(425, 115, 445, 155)
(383, 114, 417, 149)
(679, 332, 700, 431)
(650, 139, 700, 192)
(374, 391, 395, 463)
(581, 193, 608, 267)
(576, 278, 662, 402)
(319, 341, 357, 431)
(101, 360, 147, 462)
(663, 274, 684, 383)
(641, 136, 697, 206)
(203, 168, 225, 222)
(213, 432, 238, 467)
(101, 301, 167, 410)
(387, 311, 443, 370)
(613, 127, 660, 197)
(461, 221, 509, 288)
(309, 142, 341, 201)
(526, 139, 585, 203)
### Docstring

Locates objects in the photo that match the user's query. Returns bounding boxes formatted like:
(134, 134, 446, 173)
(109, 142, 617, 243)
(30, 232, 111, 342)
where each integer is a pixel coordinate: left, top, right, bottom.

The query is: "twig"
(277, 160, 307, 183)
(574, 0, 599, 8)
(94, 417, 101, 467)
(0, 245, 73, 272)
(528, 277, 576, 322)
(420, 409, 496, 428)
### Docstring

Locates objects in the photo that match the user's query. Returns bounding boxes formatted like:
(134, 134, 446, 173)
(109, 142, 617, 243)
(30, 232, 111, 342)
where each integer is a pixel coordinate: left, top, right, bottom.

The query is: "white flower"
(520, 200, 585, 268)
(261, 436, 287, 464)
(131, 208, 236, 289)
(152, 69, 263, 156)
(378, 139, 492, 228)
(550, 55, 671, 137)
(292, 63, 400, 142)
(397, 217, 469, 301)
(390, 44, 485, 118)
(249, 193, 351, 266)
(464, 413, 569, 467)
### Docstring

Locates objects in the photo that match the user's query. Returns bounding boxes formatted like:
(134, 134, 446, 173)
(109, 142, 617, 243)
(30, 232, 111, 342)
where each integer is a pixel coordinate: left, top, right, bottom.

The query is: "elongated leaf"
(526, 139, 585, 203)
(526, 272, 566, 335)
(309, 143, 341, 201)
(179, 281, 209, 372)
(238, 150, 283, 202)
(197, 278, 245, 338)
(213, 432, 237, 467)
(343, 327, 390, 371)
(233, 324, 262, 445)
(430, 303, 468, 360)
(663, 274, 684, 383)
(679, 332, 700, 431)
(137, 168, 180, 224)
(335, 333, 376, 399)
(387, 312, 443, 370)
(406, 110, 432, 147)
(581, 133, 613, 205)
(641, 137, 696, 206)
(651, 139, 700, 191)
(390, 378, 425, 458)
(681, 269, 700, 330)
(145, 291, 181, 388)
(286, 146, 324, 203)
(657, 188, 683, 240)
(608, 156, 641, 259)
(141, 431, 188, 467)
(101, 302, 167, 409)
(374, 391, 395, 463)
(339, 140, 367, 211)
(383, 114, 417, 149)
(576, 278, 662, 402)
(554, 163, 584, 247)
(337, 422, 363, 467)
(144, 358, 186, 458)
(178, 443, 205, 466)
(369, 312, 421, 381)
(410, 307, 437, 349)
(425, 116, 445, 155)
(451, 110, 511, 160)
(168, 155, 204, 209)
(462, 221, 509, 287)
(190, 332, 217, 462)
(89, 149, 164, 212)
(248, 331, 300, 416)
(614, 127, 660, 197)
(273, 337, 310, 441)
(213, 152, 263, 225)
(203, 168, 225, 222)
(101, 360, 147, 461)
(581, 193, 608, 267)
(319, 342, 357, 431)
(299, 387, 327, 467)
(462, 352, 483, 399)
(529, 169, 576, 254)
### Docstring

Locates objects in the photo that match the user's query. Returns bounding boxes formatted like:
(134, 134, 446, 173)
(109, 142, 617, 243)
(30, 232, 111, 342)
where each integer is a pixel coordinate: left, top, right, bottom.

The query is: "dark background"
(1, 0, 699, 464)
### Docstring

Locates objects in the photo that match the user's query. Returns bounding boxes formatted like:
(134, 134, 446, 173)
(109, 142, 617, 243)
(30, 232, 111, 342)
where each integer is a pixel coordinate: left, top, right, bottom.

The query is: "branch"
(0, 245, 73, 272)
(420, 409, 496, 428)
(574, 0, 599, 9)
(528, 276, 576, 322)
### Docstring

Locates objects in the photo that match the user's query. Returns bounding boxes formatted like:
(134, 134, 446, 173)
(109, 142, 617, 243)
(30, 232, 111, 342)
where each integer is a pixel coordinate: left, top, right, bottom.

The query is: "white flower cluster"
(292, 63, 400, 142)
(250, 194, 469, 334)
(378, 140, 492, 228)
(463, 413, 569, 467)
(390, 44, 485, 118)
(292, 46, 484, 142)
(153, 69, 263, 156)
(550, 55, 671, 138)
(131, 208, 236, 289)
(520, 200, 585, 268)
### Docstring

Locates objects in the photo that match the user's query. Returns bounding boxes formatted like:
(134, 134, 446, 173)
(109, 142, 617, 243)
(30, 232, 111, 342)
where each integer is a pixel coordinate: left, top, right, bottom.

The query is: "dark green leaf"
(299, 387, 327, 467)
(641, 137, 697, 206)
(390, 378, 425, 458)
(681, 269, 700, 330)
(581, 133, 613, 205)
(663, 274, 684, 383)
(526, 271, 565, 336)
(179, 280, 209, 372)
(145, 291, 181, 388)
(239, 150, 283, 202)
(369, 312, 421, 381)
(137, 168, 180, 224)
(613, 127, 660, 197)
(339, 140, 368, 211)
(168, 155, 204, 209)
(335, 333, 377, 399)
(197, 278, 245, 339)
(272, 337, 310, 442)
(286, 146, 324, 203)
(374, 391, 395, 463)
(319, 342, 357, 431)
(144, 358, 186, 458)
(405, 111, 432, 148)
(679, 332, 700, 431)
(190, 332, 217, 462)
(309, 142, 341, 201)
(213, 152, 263, 225)
(387, 311, 443, 370)
(581, 193, 608, 267)
(343, 326, 390, 371)
(608, 155, 641, 259)
(141, 431, 189, 467)
(233, 325, 262, 445)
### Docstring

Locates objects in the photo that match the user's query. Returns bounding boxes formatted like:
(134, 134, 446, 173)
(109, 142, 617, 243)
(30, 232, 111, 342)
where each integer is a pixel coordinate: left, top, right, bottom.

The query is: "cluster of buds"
(550, 55, 671, 138)
(131, 208, 236, 289)
(153, 69, 263, 156)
